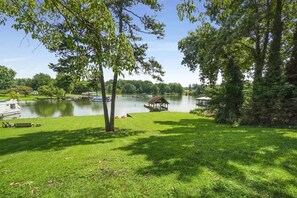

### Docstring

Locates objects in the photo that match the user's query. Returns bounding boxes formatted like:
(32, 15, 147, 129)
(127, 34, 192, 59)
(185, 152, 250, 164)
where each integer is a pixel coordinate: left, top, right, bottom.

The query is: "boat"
(0, 99, 21, 117)
(91, 96, 111, 102)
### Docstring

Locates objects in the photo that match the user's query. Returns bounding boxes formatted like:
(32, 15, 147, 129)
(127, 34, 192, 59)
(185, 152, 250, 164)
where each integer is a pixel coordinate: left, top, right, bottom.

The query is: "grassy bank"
(0, 94, 81, 101)
(1, 112, 297, 197)
(0, 95, 49, 101)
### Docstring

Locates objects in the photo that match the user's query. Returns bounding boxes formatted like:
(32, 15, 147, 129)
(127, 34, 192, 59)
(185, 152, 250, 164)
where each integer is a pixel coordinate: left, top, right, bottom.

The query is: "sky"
(0, 1, 204, 87)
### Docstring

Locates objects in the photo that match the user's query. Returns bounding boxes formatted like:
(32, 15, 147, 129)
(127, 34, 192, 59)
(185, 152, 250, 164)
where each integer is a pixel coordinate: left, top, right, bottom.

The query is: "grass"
(0, 94, 49, 101)
(0, 112, 297, 197)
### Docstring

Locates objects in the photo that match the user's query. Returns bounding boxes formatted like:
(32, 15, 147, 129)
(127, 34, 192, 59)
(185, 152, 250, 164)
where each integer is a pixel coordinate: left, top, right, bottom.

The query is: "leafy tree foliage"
(38, 85, 65, 99)
(121, 83, 136, 94)
(215, 57, 243, 124)
(99, 0, 165, 131)
(178, 0, 297, 126)
(73, 81, 92, 94)
(55, 73, 74, 96)
(178, 23, 220, 84)
(0, 65, 16, 90)
(286, 22, 297, 86)
(31, 73, 53, 91)
(167, 83, 183, 95)
(107, 79, 184, 95)
(1, 0, 136, 131)
(1, 0, 165, 131)
(15, 78, 32, 87)
(188, 84, 205, 96)
(17, 85, 33, 97)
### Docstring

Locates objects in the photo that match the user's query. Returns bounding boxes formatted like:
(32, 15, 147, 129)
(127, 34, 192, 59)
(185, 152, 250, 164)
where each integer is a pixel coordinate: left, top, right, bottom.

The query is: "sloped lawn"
(1, 112, 297, 197)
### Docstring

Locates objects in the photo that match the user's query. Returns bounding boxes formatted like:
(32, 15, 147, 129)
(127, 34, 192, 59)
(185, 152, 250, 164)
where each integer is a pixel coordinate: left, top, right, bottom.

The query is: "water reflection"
(15, 95, 197, 119)
(32, 100, 74, 117)
(18, 100, 74, 118)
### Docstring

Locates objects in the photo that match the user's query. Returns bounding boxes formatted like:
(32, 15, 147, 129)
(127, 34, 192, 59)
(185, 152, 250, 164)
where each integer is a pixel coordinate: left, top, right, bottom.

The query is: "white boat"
(0, 99, 21, 117)
(91, 96, 111, 102)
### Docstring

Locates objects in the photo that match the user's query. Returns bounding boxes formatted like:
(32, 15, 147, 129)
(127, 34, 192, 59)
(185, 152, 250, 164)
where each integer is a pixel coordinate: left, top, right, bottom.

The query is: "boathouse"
(196, 97, 211, 107)
(144, 96, 169, 111)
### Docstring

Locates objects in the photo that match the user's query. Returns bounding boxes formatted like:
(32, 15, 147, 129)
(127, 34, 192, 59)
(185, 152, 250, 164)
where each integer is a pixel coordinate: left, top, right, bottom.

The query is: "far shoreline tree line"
(0, 66, 187, 98)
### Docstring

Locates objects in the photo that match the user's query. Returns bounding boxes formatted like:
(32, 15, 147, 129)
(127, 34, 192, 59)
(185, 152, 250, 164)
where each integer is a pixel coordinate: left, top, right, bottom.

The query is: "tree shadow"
(118, 118, 297, 197)
(0, 128, 144, 156)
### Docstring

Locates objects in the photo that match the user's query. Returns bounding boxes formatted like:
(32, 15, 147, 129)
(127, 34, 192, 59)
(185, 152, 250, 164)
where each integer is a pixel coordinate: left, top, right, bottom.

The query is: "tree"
(141, 80, 154, 94)
(177, 0, 297, 125)
(17, 86, 33, 97)
(121, 83, 136, 94)
(150, 84, 159, 95)
(157, 83, 167, 95)
(38, 85, 65, 99)
(165, 85, 171, 94)
(31, 73, 53, 91)
(0, 65, 16, 90)
(191, 84, 205, 96)
(178, 20, 247, 124)
(55, 73, 74, 96)
(15, 78, 32, 87)
(286, 23, 297, 86)
(280, 21, 297, 124)
(73, 81, 92, 94)
(178, 23, 220, 85)
(3, 0, 165, 131)
(215, 56, 244, 124)
(38, 85, 55, 98)
(101, 0, 165, 131)
(2, 0, 136, 131)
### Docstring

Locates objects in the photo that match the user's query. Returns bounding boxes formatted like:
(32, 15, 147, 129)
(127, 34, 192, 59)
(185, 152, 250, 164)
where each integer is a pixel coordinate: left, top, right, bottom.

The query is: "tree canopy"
(0, 65, 16, 90)
(0, 0, 165, 131)
(178, 0, 297, 125)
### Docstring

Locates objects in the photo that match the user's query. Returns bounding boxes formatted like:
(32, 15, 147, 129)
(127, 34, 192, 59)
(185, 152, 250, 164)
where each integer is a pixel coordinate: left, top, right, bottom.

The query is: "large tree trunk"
(265, 0, 283, 83)
(282, 22, 297, 124)
(286, 23, 297, 85)
(98, 64, 111, 131)
(109, 73, 118, 131)
(109, 4, 124, 132)
(263, 0, 283, 125)
(251, 0, 270, 124)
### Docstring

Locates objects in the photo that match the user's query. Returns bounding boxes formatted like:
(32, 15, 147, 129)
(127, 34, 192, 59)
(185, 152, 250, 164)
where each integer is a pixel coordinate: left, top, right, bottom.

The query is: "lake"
(6, 95, 197, 119)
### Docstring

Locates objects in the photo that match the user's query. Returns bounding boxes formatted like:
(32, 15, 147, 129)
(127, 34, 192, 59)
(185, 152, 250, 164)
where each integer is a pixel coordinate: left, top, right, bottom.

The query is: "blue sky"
(0, 1, 204, 87)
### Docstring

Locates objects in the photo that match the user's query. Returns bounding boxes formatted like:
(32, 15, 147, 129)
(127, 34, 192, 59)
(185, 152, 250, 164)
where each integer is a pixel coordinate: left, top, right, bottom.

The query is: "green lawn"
(1, 112, 297, 197)
(0, 94, 84, 101)
(0, 95, 49, 101)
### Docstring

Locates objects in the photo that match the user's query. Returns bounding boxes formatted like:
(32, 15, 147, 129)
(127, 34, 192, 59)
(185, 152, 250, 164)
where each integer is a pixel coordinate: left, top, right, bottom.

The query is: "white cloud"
(0, 57, 29, 63)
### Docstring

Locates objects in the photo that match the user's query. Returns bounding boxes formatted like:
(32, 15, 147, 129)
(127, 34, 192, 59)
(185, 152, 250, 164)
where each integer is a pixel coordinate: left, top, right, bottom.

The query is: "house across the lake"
(144, 96, 169, 112)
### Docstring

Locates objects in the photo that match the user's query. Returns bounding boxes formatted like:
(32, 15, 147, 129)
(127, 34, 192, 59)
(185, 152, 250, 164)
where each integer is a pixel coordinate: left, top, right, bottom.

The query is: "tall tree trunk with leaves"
(98, 64, 111, 131)
(286, 23, 297, 86)
(281, 22, 297, 124)
(109, 4, 123, 132)
(0, 0, 140, 132)
(104, 0, 165, 131)
(215, 55, 244, 124)
(266, 0, 283, 84)
(251, 0, 271, 124)
(261, 0, 283, 125)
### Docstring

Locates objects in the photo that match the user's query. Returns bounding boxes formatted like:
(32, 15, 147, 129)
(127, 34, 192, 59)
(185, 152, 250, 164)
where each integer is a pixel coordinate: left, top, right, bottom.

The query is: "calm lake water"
(7, 95, 197, 119)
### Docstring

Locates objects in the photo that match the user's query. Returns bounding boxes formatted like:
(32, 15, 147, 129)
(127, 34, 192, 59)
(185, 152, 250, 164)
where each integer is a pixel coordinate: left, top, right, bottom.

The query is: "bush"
(9, 91, 19, 100)
(190, 107, 214, 117)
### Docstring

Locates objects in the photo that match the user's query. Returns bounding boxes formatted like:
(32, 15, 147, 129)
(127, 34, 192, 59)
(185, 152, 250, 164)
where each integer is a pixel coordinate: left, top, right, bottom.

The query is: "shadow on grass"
(0, 128, 144, 156)
(118, 118, 297, 197)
